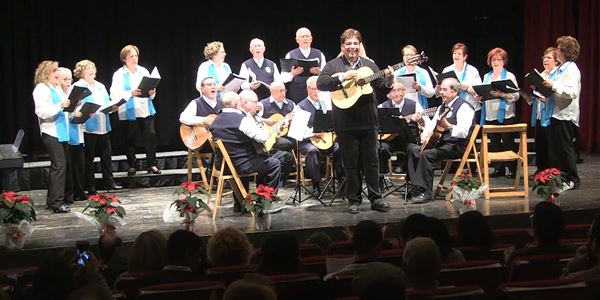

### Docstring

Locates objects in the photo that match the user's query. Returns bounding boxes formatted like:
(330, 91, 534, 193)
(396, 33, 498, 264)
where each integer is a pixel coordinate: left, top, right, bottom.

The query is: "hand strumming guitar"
(203, 115, 216, 127)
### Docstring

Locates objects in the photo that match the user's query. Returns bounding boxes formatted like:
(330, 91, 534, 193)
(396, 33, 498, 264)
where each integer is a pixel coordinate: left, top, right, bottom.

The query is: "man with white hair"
(210, 91, 281, 211)
(258, 81, 296, 152)
(239, 38, 281, 100)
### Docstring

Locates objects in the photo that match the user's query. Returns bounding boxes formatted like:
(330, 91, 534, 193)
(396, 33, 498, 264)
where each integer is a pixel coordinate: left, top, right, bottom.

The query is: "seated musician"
(406, 77, 474, 204)
(377, 81, 424, 174)
(179, 76, 222, 152)
(210, 91, 281, 212)
(239, 90, 295, 187)
(258, 81, 295, 152)
(297, 76, 344, 196)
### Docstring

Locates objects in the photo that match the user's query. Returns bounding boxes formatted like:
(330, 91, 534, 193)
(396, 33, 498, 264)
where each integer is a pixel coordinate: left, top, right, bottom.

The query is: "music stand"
(310, 110, 344, 206)
(377, 108, 416, 204)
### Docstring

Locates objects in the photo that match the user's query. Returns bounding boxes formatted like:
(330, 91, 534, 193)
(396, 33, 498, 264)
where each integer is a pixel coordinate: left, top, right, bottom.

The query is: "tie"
(315, 101, 321, 110)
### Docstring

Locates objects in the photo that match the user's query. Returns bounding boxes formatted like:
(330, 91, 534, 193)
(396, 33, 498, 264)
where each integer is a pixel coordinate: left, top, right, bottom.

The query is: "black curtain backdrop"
(2, 0, 528, 157)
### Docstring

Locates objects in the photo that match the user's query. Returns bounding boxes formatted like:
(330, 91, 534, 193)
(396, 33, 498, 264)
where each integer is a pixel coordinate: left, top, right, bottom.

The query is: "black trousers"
(337, 129, 381, 204)
(486, 117, 517, 173)
(545, 118, 579, 182)
(299, 141, 343, 183)
(66, 144, 86, 201)
(407, 142, 463, 198)
(231, 156, 281, 204)
(123, 116, 157, 169)
(268, 150, 295, 184)
(41, 134, 68, 208)
(84, 132, 115, 191)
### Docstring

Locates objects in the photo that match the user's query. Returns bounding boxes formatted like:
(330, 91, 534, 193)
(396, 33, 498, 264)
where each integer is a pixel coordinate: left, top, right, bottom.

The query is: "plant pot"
(254, 213, 272, 231)
(4, 225, 26, 249)
(183, 211, 196, 231)
(543, 192, 560, 205)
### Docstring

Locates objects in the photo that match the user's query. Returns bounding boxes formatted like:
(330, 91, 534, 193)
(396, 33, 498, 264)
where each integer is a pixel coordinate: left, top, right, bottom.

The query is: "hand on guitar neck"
(420, 107, 452, 153)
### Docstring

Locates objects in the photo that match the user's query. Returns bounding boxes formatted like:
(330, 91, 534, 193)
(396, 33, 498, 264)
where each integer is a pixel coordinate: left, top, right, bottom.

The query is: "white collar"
(222, 107, 242, 114)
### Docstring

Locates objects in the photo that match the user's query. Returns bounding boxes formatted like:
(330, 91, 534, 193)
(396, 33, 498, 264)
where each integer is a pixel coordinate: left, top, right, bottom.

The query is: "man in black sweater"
(317, 28, 393, 214)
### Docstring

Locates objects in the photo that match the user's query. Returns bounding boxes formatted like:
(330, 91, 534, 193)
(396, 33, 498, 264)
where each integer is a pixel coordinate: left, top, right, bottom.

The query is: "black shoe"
(107, 184, 123, 190)
(87, 188, 97, 196)
(371, 199, 391, 212)
(506, 172, 516, 179)
(348, 203, 360, 214)
(147, 166, 161, 174)
(74, 193, 88, 201)
(409, 193, 432, 204)
(572, 179, 581, 190)
(127, 168, 137, 176)
(51, 204, 71, 213)
(312, 183, 322, 198)
(491, 169, 505, 177)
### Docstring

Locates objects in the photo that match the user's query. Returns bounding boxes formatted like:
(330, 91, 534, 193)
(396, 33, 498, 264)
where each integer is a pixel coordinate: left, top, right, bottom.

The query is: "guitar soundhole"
(356, 79, 366, 86)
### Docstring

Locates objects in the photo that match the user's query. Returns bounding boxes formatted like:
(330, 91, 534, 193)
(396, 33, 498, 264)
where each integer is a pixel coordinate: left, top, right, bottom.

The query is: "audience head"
(306, 231, 333, 255)
(34, 60, 59, 85)
(586, 215, 600, 263)
(457, 210, 494, 247)
(258, 233, 300, 275)
(352, 220, 383, 259)
(204, 41, 226, 61)
(295, 27, 313, 49)
(532, 201, 565, 246)
(401, 213, 430, 246)
(222, 91, 241, 108)
(353, 262, 406, 300)
(128, 229, 168, 272)
(556, 35, 580, 62)
(207, 227, 253, 266)
(119, 44, 139, 66)
(426, 217, 455, 262)
(57, 67, 73, 93)
(402, 237, 440, 290)
(223, 273, 277, 300)
(32, 255, 75, 300)
(167, 229, 204, 269)
(486, 47, 508, 68)
(97, 234, 123, 264)
(269, 81, 287, 102)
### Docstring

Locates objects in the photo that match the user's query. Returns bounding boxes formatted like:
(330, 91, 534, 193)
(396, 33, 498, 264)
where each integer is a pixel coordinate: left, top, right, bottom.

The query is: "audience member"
(306, 231, 333, 255)
(400, 213, 430, 246)
(223, 273, 277, 300)
(505, 201, 576, 265)
(563, 215, 600, 279)
(97, 228, 128, 288)
(352, 262, 406, 300)
(402, 237, 440, 290)
(456, 210, 495, 247)
(31, 256, 75, 300)
(258, 233, 301, 275)
(427, 217, 465, 263)
(207, 227, 254, 267)
(127, 229, 168, 273)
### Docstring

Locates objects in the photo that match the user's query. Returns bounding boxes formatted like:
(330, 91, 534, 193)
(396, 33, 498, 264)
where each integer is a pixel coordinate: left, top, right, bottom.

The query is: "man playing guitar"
(406, 77, 475, 204)
(179, 76, 222, 151)
(258, 81, 296, 152)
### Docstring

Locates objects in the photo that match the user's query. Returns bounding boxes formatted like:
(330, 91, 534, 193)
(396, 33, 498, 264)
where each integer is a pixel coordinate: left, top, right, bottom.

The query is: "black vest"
(210, 111, 256, 164)
(380, 98, 419, 141)
(297, 98, 320, 127)
(243, 58, 276, 100)
(194, 97, 223, 117)
(286, 48, 323, 103)
(439, 97, 474, 145)
(259, 98, 294, 119)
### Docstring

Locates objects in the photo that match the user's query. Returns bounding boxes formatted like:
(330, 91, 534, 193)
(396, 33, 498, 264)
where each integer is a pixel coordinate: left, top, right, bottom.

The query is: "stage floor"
(4, 153, 600, 254)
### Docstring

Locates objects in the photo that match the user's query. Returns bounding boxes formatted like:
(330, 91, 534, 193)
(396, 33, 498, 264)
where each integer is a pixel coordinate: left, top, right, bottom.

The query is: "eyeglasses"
(541, 55, 555, 61)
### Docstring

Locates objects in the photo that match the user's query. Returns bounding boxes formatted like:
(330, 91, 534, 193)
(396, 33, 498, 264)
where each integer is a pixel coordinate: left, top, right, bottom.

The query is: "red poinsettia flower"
(106, 206, 117, 215)
(2, 191, 17, 203)
(180, 181, 202, 192)
(17, 195, 30, 205)
(255, 184, 275, 200)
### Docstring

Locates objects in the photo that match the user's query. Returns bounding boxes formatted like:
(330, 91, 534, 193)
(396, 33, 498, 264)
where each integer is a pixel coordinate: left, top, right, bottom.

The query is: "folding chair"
(185, 148, 211, 187)
(207, 139, 258, 220)
(480, 124, 529, 199)
(435, 124, 482, 198)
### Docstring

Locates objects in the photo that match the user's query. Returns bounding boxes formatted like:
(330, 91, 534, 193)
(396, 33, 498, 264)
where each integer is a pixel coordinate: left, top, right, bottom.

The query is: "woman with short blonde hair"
(195, 41, 232, 96)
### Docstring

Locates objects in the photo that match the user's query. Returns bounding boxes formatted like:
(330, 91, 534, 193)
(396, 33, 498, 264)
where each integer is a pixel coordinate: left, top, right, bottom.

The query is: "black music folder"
(524, 69, 553, 97)
(138, 76, 160, 98)
(71, 102, 101, 124)
(64, 86, 92, 112)
(280, 58, 319, 77)
(435, 71, 458, 84)
(99, 98, 127, 114)
(313, 110, 334, 133)
(378, 108, 414, 143)
(472, 80, 519, 100)
(222, 73, 246, 92)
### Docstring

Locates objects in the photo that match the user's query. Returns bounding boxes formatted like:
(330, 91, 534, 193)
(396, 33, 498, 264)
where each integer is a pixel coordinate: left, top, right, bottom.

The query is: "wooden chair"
(185, 148, 211, 187)
(137, 281, 225, 300)
(207, 139, 258, 220)
(480, 124, 529, 199)
(298, 150, 333, 187)
(435, 124, 482, 198)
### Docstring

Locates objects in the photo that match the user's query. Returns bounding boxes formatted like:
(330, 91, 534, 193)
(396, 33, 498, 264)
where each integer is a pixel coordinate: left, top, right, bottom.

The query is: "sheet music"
(287, 108, 310, 141)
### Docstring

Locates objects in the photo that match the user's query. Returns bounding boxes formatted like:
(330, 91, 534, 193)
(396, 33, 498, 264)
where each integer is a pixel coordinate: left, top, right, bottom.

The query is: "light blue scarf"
(481, 69, 508, 126)
(49, 86, 69, 142)
(531, 63, 569, 127)
(397, 67, 429, 109)
(123, 67, 156, 121)
(207, 62, 231, 100)
(82, 82, 112, 132)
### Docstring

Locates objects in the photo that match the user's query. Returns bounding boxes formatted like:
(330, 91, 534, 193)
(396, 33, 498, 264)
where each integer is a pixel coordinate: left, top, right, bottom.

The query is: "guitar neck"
(363, 62, 406, 84)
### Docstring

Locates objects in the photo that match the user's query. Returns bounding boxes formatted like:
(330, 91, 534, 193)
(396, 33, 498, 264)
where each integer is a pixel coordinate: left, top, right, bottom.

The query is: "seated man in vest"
(239, 89, 295, 187)
(179, 76, 222, 152)
(210, 91, 281, 212)
(239, 38, 281, 100)
(406, 77, 474, 204)
(297, 76, 343, 196)
(258, 81, 295, 152)
(377, 81, 424, 174)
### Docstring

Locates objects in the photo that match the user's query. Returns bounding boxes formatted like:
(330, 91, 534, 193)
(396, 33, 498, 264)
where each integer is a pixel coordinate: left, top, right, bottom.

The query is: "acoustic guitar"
(420, 107, 452, 153)
(330, 52, 428, 109)
(259, 112, 294, 154)
(310, 132, 336, 150)
(179, 114, 216, 150)
(378, 106, 439, 141)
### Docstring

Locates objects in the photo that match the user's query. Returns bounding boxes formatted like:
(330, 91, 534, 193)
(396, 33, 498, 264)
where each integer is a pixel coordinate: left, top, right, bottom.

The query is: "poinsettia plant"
(171, 181, 211, 223)
(82, 193, 126, 227)
(244, 184, 279, 216)
(450, 172, 487, 214)
(532, 168, 567, 202)
(0, 191, 36, 225)
(452, 172, 481, 191)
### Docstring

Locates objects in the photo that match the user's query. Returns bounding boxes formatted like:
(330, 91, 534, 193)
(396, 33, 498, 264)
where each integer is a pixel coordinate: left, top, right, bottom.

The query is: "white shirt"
(442, 63, 483, 111)
(221, 108, 269, 143)
(74, 79, 111, 135)
(239, 57, 282, 90)
(482, 71, 520, 121)
(179, 96, 217, 126)
(424, 97, 474, 139)
(281, 47, 327, 83)
(33, 83, 69, 139)
(551, 61, 581, 126)
(195, 60, 232, 92)
(109, 65, 155, 120)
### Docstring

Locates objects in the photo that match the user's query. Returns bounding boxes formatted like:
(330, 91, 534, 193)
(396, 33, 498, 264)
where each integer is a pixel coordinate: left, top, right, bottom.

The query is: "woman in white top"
(58, 67, 87, 202)
(195, 41, 232, 99)
(74, 60, 121, 195)
(393, 45, 435, 109)
(32, 61, 72, 213)
(441, 43, 482, 120)
(479, 48, 520, 178)
(110, 44, 159, 176)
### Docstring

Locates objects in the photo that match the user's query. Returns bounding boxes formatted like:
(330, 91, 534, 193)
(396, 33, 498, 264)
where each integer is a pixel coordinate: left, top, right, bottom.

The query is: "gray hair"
(221, 91, 240, 108)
